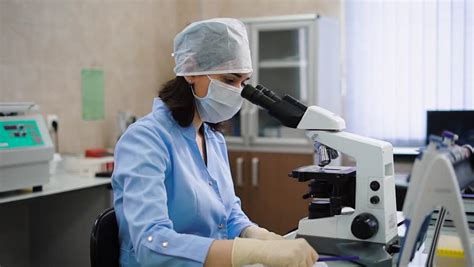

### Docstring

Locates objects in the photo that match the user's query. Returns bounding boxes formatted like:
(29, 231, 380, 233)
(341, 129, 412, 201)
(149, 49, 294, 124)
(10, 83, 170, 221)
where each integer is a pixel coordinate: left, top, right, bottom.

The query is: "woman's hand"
(241, 225, 284, 240)
(232, 237, 318, 267)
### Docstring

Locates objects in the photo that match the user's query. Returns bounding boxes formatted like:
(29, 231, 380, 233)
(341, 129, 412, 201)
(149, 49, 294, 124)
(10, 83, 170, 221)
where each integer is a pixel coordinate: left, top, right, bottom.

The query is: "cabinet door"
(247, 152, 313, 234)
(227, 151, 251, 214)
(249, 21, 314, 141)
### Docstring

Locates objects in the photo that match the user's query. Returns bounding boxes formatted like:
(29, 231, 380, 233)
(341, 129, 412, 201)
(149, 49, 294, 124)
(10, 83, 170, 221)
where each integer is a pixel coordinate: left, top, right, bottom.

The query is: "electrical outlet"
(46, 114, 59, 131)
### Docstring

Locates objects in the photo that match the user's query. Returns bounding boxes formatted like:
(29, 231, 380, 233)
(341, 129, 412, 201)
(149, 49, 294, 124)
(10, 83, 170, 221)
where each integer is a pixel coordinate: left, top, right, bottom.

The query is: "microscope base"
(297, 234, 397, 266)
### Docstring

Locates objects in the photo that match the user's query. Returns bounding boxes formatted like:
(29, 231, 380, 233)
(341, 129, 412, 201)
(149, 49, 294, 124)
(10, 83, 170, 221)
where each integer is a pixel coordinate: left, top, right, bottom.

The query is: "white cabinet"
(224, 14, 340, 153)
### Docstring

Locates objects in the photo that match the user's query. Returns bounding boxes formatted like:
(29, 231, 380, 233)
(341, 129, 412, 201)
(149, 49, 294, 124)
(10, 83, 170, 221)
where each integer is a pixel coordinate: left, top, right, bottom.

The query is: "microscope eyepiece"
(241, 84, 308, 128)
(256, 85, 282, 102)
(241, 84, 275, 110)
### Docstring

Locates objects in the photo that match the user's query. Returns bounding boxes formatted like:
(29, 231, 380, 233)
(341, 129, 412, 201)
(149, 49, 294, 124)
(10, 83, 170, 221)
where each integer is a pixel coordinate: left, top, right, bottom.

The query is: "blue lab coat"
(112, 98, 253, 266)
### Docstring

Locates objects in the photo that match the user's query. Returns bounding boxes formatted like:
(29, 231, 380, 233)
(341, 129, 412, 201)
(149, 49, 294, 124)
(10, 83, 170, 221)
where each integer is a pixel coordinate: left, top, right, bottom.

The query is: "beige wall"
(198, 0, 340, 19)
(0, 0, 340, 154)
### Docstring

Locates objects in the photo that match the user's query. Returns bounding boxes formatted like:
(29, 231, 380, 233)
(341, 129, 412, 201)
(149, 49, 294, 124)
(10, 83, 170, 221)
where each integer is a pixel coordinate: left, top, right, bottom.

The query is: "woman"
(112, 18, 318, 267)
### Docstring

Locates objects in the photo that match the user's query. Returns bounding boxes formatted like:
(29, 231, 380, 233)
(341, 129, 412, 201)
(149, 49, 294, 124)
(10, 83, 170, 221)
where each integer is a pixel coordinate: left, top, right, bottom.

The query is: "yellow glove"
(241, 225, 284, 240)
(231, 237, 318, 267)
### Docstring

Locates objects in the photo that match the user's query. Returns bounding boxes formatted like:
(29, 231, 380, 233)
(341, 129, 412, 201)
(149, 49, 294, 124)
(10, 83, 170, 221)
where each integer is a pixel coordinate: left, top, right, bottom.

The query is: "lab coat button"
(218, 223, 224, 229)
(162, 241, 169, 247)
(147, 236, 153, 242)
(208, 181, 213, 186)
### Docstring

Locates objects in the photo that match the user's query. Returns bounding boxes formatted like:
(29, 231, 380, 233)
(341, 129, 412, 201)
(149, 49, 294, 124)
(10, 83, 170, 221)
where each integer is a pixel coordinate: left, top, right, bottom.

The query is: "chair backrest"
(90, 207, 119, 267)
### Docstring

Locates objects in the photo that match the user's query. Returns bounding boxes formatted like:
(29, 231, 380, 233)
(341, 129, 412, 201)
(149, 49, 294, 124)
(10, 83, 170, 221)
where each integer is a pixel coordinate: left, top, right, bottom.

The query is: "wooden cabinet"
(228, 151, 313, 235)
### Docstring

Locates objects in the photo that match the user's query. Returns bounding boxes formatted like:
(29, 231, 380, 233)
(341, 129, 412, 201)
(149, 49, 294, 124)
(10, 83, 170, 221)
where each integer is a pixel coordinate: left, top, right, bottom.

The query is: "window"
(344, 0, 473, 146)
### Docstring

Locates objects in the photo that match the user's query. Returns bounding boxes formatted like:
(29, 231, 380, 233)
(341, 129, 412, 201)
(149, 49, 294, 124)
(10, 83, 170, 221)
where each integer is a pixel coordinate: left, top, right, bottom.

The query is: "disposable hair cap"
(172, 18, 253, 76)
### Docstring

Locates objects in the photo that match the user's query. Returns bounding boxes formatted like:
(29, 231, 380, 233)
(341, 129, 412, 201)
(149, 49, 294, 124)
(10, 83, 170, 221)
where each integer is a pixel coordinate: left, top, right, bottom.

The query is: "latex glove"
(232, 237, 318, 267)
(241, 225, 284, 240)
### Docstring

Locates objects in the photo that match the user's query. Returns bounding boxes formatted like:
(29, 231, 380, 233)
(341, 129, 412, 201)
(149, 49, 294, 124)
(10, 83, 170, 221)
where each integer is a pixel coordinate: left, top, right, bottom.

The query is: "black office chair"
(90, 207, 120, 267)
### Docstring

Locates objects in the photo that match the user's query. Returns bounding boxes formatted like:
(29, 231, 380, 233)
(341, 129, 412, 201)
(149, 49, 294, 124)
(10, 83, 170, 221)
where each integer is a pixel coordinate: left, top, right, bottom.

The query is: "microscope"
(241, 84, 398, 266)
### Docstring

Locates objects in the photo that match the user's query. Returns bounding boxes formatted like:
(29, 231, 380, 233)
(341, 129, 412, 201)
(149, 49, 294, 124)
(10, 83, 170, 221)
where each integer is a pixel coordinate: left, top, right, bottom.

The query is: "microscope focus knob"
(351, 213, 379, 240)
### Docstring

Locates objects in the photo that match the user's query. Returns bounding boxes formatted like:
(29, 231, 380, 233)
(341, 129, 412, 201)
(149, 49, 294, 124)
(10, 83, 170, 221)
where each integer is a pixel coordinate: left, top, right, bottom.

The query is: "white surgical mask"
(192, 76, 243, 123)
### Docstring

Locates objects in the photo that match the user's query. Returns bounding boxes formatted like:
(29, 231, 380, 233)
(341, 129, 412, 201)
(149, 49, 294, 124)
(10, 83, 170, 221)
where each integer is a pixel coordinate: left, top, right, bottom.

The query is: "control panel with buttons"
(0, 120, 44, 150)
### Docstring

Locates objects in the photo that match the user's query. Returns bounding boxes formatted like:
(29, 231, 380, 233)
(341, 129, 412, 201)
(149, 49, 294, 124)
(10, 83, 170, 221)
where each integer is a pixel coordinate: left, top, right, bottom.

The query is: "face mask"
(191, 76, 244, 123)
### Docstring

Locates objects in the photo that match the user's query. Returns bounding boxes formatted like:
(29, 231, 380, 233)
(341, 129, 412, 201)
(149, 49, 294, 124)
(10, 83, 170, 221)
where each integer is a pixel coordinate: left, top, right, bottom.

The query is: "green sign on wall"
(81, 69, 105, 121)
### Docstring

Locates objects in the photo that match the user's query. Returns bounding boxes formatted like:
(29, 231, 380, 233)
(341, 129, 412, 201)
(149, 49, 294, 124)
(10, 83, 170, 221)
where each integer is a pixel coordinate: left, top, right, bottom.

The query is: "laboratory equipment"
(0, 103, 54, 192)
(398, 132, 474, 266)
(426, 110, 474, 146)
(241, 84, 398, 266)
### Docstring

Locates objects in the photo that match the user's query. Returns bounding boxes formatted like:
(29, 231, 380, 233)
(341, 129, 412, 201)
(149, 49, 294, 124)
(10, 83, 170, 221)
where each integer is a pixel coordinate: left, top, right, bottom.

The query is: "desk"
(0, 172, 112, 267)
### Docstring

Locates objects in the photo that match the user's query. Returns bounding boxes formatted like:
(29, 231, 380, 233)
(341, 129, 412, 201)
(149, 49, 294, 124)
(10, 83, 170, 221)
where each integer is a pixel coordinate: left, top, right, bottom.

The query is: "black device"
(289, 165, 356, 219)
(241, 84, 308, 128)
(426, 110, 474, 146)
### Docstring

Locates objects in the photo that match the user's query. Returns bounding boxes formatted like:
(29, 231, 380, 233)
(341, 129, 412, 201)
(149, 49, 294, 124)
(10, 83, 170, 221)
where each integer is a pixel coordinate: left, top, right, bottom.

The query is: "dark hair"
(158, 76, 223, 132)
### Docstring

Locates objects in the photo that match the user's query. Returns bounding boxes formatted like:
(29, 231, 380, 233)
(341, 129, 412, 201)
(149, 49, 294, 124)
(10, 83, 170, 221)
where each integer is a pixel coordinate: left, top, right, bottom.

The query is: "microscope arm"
(307, 131, 393, 170)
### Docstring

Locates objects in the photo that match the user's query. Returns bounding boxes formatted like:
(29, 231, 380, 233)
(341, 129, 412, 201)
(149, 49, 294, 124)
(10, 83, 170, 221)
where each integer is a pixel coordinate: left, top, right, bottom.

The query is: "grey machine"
(0, 103, 54, 192)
